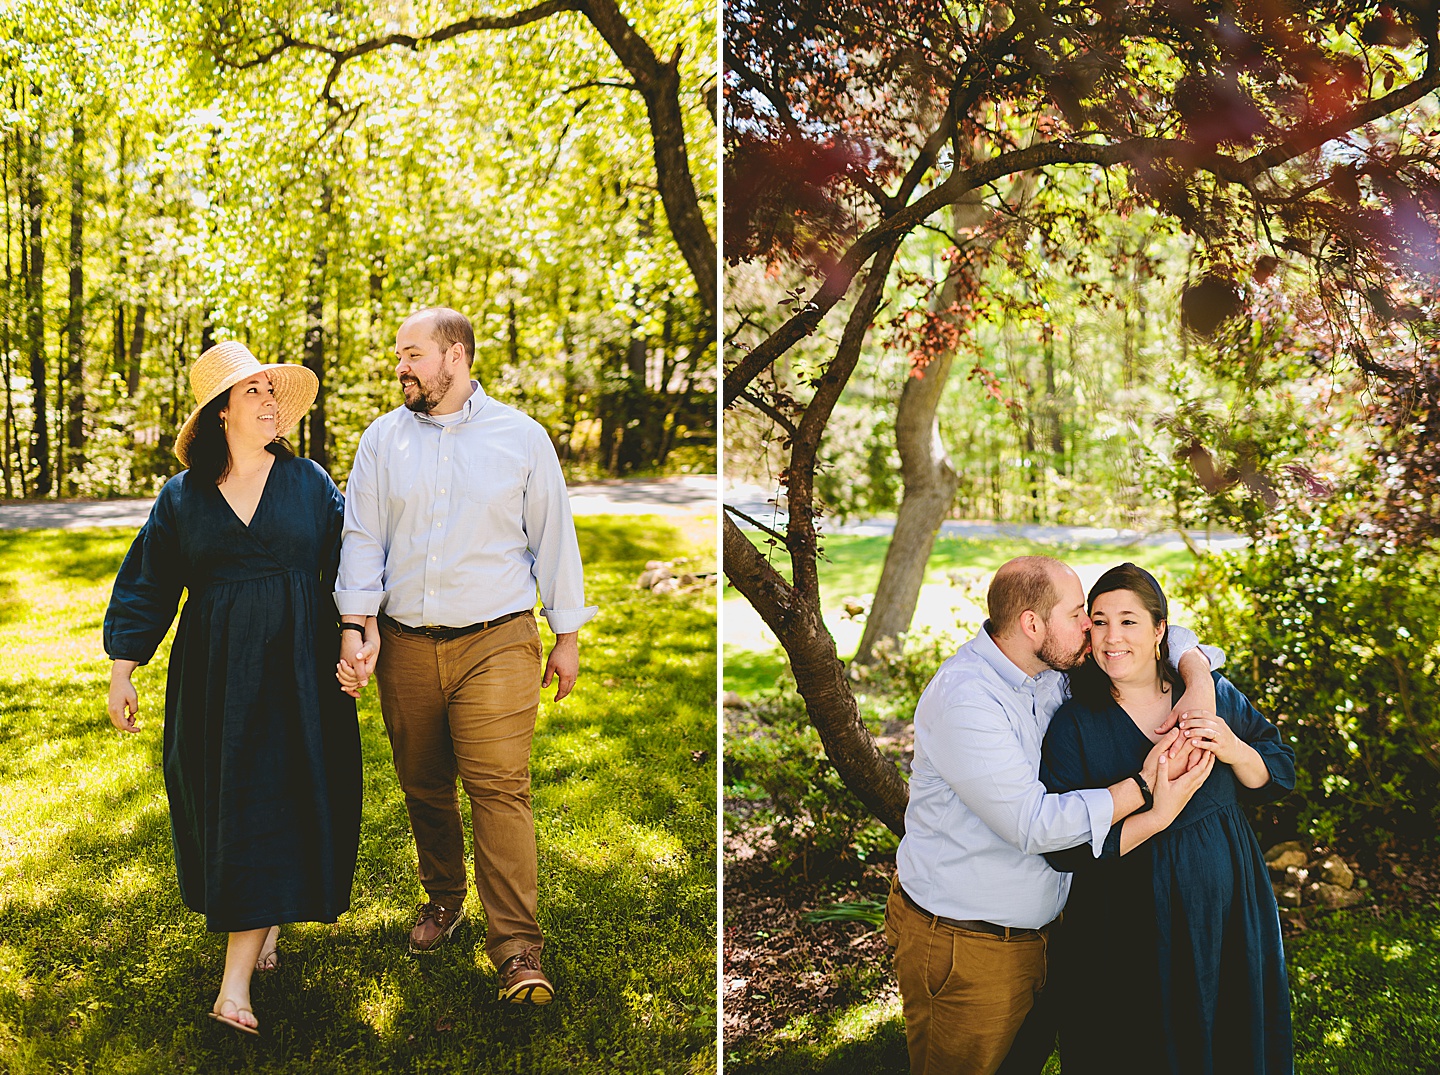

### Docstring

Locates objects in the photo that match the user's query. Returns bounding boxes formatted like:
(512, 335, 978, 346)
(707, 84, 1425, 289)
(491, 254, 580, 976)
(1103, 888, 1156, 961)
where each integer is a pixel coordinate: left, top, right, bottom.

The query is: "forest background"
(0, 0, 717, 500)
(722, 0, 1440, 1069)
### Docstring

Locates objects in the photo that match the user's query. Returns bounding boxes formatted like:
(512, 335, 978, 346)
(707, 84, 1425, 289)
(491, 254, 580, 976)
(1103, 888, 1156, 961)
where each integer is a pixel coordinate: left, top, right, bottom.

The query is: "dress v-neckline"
(218, 456, 277, 529)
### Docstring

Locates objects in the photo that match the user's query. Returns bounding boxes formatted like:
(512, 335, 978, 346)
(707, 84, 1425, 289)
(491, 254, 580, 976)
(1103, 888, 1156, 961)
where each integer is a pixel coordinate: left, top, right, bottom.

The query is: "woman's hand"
(336, 617, 380, 698)
(107, 660, 141, 733)
(1153, 748, 1215, 822)
(1140, 729, 1182, 793)
(1179, 711, 1242, 765)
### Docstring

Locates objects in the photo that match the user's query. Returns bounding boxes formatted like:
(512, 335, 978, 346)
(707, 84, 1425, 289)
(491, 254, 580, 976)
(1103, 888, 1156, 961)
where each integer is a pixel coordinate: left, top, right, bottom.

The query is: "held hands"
(107, 661, 141, 733)
(1140, 729, 1182, 792)
(542, 632, 579, 701)
(336, 621, 380, 698)
(1152, 747, 1216, 822)
(1178, 711, 1243, 765)
(1156, 657, 1219, 735)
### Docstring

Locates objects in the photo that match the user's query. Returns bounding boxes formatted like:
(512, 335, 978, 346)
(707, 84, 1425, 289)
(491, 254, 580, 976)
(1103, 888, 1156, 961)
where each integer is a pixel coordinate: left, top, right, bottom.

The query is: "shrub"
(726, 686, 899, 880)
(1174, 495, 1440, 849)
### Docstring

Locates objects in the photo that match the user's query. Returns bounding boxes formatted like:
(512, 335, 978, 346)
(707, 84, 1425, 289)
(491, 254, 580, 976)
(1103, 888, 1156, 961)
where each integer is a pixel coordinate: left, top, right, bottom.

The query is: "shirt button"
(429, 589, 435, 595)
(440, 488, 445, 494)
(443, 456, 449, 461)
(435, 522, 441, 528)
(431, 556, 437, 561)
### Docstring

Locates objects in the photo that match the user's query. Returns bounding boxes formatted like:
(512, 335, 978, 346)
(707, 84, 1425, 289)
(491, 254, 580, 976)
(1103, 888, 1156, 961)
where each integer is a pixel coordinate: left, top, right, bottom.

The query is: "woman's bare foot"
(255, 925, 280, 972)
(210, 995, 259, 1035)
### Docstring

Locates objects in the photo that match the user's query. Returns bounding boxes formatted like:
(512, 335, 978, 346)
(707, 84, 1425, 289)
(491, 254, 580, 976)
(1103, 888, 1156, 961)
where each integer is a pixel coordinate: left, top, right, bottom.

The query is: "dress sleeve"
(103, 482, 186, 664)
(1216, 674, 1296, 805)
(1040, 707, 1124, 870)
(318, 466, 345, 620)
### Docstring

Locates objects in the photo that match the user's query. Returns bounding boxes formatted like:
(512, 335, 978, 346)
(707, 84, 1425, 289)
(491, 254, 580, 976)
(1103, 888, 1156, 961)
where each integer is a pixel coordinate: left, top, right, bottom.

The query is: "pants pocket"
(924, 929, 957, 999)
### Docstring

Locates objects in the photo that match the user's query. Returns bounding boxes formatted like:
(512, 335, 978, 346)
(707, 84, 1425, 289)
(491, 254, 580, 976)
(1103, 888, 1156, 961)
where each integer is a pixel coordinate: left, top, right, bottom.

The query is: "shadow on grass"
(0, 518, 716, 1075)
(724, 1004, 908, 1075)
(0, 529, 131, 586)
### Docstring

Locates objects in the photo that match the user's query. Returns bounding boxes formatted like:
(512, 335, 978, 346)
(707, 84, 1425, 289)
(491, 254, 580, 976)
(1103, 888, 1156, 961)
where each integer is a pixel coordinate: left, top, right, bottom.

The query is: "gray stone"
(1268, 850, 1307, 871)
(723, 691, 748, 710)
(1264, 841, 1306, 863)
(1273, 885, 1301, 908)
(1318, 856, 1355, 889)
(1308, 882, 1365, 909)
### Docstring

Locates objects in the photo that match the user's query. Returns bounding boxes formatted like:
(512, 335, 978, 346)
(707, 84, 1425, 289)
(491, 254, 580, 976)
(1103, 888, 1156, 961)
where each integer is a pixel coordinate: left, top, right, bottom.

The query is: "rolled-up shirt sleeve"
(334, 431, 388, 618)
(523, 428, 598, 634)
(930, 702, 1114, 857)
(1167, 624, 1224, 671)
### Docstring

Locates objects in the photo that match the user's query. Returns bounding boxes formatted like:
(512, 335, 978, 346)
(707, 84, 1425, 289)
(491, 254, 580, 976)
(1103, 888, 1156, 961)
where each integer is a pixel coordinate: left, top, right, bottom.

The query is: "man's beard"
(401, 366, 455, 414)
(1038, 633, 1089, 672)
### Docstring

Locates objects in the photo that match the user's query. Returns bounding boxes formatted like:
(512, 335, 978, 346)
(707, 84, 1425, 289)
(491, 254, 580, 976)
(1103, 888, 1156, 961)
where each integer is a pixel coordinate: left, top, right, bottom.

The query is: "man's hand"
(107, 660, 141, 733)
(336, 618, 379, 698)
(1156, 646, 1218, 735)
(542, 632, 580, 701)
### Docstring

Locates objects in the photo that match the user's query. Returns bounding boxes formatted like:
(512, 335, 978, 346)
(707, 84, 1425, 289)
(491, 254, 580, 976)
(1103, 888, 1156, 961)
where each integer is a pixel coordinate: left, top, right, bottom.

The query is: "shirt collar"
(971, 620, 1046, 690)
(411, 380, 488, 426)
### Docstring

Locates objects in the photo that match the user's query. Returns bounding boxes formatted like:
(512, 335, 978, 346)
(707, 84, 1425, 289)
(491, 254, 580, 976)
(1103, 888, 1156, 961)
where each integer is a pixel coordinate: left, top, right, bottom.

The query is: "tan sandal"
(209, 1000, 260, 1035)
(255, 925, 280, 972)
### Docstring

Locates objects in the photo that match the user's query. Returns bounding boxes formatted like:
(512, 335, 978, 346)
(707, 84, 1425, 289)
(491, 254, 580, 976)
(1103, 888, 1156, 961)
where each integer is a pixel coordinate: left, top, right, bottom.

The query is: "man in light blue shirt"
(335, 307, 597, 1007)
(885, 555, 1220, 1075)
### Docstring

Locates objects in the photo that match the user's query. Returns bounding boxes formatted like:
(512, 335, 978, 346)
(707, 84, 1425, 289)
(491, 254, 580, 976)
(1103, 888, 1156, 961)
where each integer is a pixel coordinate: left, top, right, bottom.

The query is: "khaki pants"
(885, 877, 1053, 1075)
(376, 611, 544, 968)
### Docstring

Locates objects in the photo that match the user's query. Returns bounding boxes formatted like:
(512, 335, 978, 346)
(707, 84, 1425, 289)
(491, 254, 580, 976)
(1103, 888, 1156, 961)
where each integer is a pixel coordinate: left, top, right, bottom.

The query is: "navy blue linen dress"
(103, 456, 362, 932)
(1039, 672, 1295, 1075)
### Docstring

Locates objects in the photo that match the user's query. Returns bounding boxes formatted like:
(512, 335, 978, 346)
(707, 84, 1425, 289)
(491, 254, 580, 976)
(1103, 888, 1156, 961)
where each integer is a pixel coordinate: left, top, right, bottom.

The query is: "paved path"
(724, 482, 1244, 551)
(0, 475, 718, 530)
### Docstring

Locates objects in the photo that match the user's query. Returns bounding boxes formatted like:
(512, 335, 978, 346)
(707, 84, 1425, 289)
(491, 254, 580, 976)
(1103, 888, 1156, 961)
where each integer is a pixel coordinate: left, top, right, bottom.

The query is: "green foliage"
(1174, 494, 1440, 847)
(726, 687, 897, 880)
(724, 907, 1440, 1074)
(0, 516, 716, 1074)
(0, 0, 716, 496)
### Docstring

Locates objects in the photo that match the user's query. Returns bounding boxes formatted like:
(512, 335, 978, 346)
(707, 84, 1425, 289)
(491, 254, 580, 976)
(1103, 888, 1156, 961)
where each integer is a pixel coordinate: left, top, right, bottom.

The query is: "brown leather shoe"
(497, 945, 554, 1005)
(408, 902, 465, 954)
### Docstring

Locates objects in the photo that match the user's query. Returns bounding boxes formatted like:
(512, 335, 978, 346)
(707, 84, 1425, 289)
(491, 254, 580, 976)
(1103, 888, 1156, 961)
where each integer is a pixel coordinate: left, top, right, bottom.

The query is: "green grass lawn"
(723, 532, 1200, 694)
(0, 515, 717, 1074)
(724, 910, 1440, 1075)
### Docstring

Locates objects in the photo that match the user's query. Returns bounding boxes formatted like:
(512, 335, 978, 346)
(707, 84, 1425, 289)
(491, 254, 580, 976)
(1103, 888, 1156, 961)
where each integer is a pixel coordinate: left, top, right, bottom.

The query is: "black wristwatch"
(339, 623, 366, 637)
(1129, 772, 1154, 813)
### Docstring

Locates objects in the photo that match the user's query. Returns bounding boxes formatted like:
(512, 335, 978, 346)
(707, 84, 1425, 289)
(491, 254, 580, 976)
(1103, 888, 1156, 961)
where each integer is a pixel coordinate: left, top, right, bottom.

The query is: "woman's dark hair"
(186, 390, 295, 486)
(1067, 562, 1183, 708)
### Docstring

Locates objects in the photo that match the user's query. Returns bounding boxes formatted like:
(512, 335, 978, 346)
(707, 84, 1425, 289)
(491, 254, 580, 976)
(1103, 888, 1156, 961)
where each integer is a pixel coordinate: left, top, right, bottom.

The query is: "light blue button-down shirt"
(896, 622, 1218, 928)
(334, 382, 598, 634)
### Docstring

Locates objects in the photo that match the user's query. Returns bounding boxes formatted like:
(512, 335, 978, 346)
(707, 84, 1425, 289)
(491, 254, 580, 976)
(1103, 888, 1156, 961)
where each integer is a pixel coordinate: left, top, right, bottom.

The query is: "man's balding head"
(403, 306, 475, 369)
(987, 556, 1069, 636)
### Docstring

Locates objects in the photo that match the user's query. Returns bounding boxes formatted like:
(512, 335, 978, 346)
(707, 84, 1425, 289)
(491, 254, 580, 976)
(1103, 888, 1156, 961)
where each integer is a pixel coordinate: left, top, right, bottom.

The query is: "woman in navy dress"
(104, 342, 366, 1035)
(1040, 563, 1294, 1075)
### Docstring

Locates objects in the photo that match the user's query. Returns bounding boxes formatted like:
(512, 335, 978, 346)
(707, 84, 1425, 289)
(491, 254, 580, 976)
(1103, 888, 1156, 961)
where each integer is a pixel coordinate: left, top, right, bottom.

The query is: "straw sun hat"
(174, 342, 318, 466)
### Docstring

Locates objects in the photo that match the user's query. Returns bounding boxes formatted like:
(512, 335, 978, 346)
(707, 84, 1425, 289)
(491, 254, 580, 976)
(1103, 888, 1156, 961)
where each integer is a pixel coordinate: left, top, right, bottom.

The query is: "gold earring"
(1155, 639, 1162, 660)
(221, 416, 228, 431)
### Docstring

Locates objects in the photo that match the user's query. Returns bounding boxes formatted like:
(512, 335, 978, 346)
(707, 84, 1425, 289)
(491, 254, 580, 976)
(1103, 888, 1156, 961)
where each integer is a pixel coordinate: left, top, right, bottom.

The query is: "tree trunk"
(724, 514, 911, 835)
(3, 117, 16, 497)
(304, 179, 331, 469)
(724, 236, 911, 836)
(25, 108, 49, 496)
(853, 182, 1031, 665)
(65, 117, 85, 489)
(618, 331, 648, 473)
(126, 302, 146, 397)
(852, 333, 959, 665)
(581, 0, 716, 325)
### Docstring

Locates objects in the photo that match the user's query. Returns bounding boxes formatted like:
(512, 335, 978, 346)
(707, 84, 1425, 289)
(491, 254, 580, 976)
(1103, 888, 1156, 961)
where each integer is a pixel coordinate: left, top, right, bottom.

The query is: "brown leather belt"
(380, 609, 530, 641)
(898, 883, 1055, 940)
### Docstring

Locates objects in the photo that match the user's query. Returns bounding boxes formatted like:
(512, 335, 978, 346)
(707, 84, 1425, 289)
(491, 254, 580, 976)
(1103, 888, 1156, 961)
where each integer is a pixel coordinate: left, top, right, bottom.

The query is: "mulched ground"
(723, 812, 1440, 1050)
(722, 806, 899, 1048)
